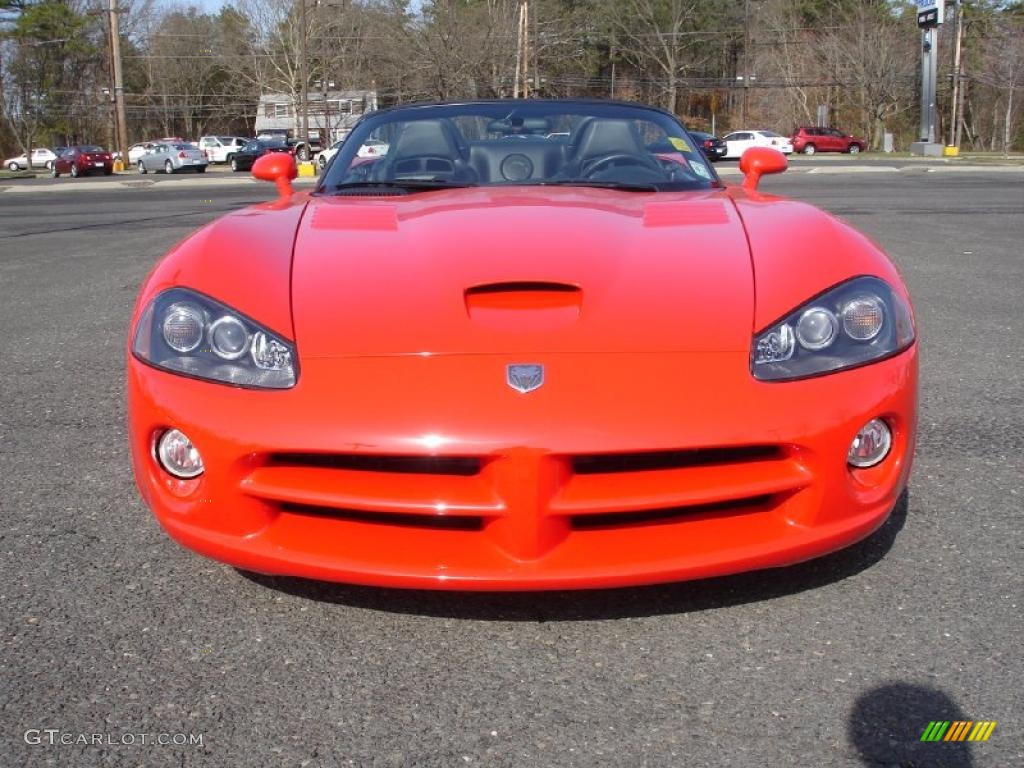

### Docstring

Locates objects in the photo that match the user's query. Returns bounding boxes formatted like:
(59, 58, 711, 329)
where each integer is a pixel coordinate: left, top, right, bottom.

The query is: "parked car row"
(690, 126, 867, 162)
(6, 124, 867, 180)
(3, 132, 332, 180)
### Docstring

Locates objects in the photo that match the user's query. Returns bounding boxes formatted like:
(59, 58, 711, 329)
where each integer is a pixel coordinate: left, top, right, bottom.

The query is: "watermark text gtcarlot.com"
(25, 729, 204, 747)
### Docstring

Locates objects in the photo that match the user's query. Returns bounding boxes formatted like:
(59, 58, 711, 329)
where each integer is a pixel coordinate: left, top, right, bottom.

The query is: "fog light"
(848, 419, 891, 468)
(156, 429, 204, 478)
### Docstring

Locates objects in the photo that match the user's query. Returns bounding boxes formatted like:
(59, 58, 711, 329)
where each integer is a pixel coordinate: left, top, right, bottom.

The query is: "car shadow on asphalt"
(238, 490, 909, 621)
(849, 682, 976, 767)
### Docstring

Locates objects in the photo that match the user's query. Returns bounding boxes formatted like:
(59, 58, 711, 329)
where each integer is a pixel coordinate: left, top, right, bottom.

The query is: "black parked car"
(293, 137, 323, 161)
(690, 131, 728, 161)
(229, 139, 294, 172)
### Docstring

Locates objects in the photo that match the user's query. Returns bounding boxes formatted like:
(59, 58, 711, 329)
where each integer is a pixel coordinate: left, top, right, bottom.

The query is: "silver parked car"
(137, 142, 208, 174)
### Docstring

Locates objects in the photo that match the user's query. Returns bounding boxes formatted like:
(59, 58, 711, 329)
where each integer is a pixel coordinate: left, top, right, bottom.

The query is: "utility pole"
(740, 0, 750, 127)
(513, 6, 521, 99)
(532, 0, 539, 97)
(609, 31, 616, 98)
(107, 0, 128, 170)
(514, 1, 529, 98)
(522, 1, 529, 98)
(299, 0, 309, 159)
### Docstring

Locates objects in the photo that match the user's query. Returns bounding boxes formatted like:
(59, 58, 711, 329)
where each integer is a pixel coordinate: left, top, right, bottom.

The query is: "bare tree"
(599, 0, 706, 114)
(974, 15, 1024, 154)
(818, 3, 915, 149)
(145, 8, 229, 138)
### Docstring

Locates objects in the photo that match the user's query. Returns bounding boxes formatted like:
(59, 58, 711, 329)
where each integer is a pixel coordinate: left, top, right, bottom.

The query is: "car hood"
(291, 187, 754, 358)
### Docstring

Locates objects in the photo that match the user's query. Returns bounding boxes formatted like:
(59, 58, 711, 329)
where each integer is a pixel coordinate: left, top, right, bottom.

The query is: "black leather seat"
(373, 120, 477, 182)
(561, 118, 663, 178)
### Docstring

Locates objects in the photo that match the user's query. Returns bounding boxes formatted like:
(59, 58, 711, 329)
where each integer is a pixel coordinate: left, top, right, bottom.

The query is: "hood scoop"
(464, 281, 582, 330)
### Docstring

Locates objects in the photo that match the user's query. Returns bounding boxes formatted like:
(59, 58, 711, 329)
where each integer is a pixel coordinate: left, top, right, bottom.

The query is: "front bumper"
(128, 349, 917, 590)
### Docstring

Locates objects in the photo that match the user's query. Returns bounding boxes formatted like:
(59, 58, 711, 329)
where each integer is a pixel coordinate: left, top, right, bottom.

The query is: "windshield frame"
(317, 99, 721, 195)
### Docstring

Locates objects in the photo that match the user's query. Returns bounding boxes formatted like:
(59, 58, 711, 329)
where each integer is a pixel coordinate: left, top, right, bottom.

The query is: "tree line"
(2, 0, 1023, 158)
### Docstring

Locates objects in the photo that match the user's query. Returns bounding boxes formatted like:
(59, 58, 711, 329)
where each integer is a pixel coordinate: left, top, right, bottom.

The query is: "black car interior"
(358, 116, 700, 186)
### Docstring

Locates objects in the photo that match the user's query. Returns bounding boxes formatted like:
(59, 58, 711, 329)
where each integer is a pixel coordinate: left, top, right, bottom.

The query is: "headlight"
(132, 288, 297, 388)
(752, 276, 914, 381)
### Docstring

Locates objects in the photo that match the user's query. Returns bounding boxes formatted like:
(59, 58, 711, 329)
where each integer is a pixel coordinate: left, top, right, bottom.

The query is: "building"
(254, 89, 378, 144)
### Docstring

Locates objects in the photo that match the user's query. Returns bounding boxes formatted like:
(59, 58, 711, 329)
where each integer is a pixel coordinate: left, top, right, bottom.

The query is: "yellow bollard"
(113, 159, 125, 172)
(297, 161, 316, 178)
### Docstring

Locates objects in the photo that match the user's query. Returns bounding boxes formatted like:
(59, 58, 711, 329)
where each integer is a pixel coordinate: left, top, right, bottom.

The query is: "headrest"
(571, 119, 646, 160)
(393, 120, 460, 157)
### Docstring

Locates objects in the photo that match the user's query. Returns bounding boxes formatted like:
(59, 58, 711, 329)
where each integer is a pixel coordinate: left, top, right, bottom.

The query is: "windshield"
(320, 101, 719, 193)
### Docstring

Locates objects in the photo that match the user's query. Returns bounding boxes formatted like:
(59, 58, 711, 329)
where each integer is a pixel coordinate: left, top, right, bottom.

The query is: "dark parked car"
(689, 131, 727, 161)
(293, 136, 324, 161)
(791, 127, 866, 155)
(230, 139, 293, 172)
(51, 146, 114, 177)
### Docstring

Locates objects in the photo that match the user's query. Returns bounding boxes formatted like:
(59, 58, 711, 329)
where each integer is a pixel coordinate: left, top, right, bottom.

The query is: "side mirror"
(739, 147, 787, 192)
(252, 152, 297, 198)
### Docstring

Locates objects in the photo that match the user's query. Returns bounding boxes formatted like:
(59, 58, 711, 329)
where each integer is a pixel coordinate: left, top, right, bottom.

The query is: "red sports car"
(52, 145, 114, 177)
(127, 100, 917, 590)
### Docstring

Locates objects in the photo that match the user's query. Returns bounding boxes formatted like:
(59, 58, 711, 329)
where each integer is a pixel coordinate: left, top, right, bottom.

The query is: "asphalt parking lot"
(1, 165, 1022, 767)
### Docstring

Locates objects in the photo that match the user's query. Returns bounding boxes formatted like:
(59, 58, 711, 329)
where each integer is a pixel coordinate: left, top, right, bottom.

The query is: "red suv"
(791, 127, 866, 155)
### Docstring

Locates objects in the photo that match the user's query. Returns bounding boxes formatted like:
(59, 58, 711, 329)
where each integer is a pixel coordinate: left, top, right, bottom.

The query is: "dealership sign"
(915, 0, 944, 27)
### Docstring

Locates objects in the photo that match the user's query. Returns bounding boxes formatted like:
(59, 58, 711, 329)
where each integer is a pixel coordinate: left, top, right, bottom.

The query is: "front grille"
(570, 494, 777, 530)
(268, 452, 482, 476)
(572, 445, 783, 475)
(242, 444, 807, 546)
(279, 502, 484, 531)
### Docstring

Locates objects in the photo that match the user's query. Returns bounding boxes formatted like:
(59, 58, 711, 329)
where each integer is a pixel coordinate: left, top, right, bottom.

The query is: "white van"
(197, 136, 250, 164)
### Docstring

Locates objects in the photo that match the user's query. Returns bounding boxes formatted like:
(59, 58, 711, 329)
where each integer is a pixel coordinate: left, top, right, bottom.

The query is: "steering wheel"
(580, 152, 664, 179)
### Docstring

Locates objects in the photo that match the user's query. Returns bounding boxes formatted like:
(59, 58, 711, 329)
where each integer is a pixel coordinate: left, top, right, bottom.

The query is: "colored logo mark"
(920, 721, 997, 742)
